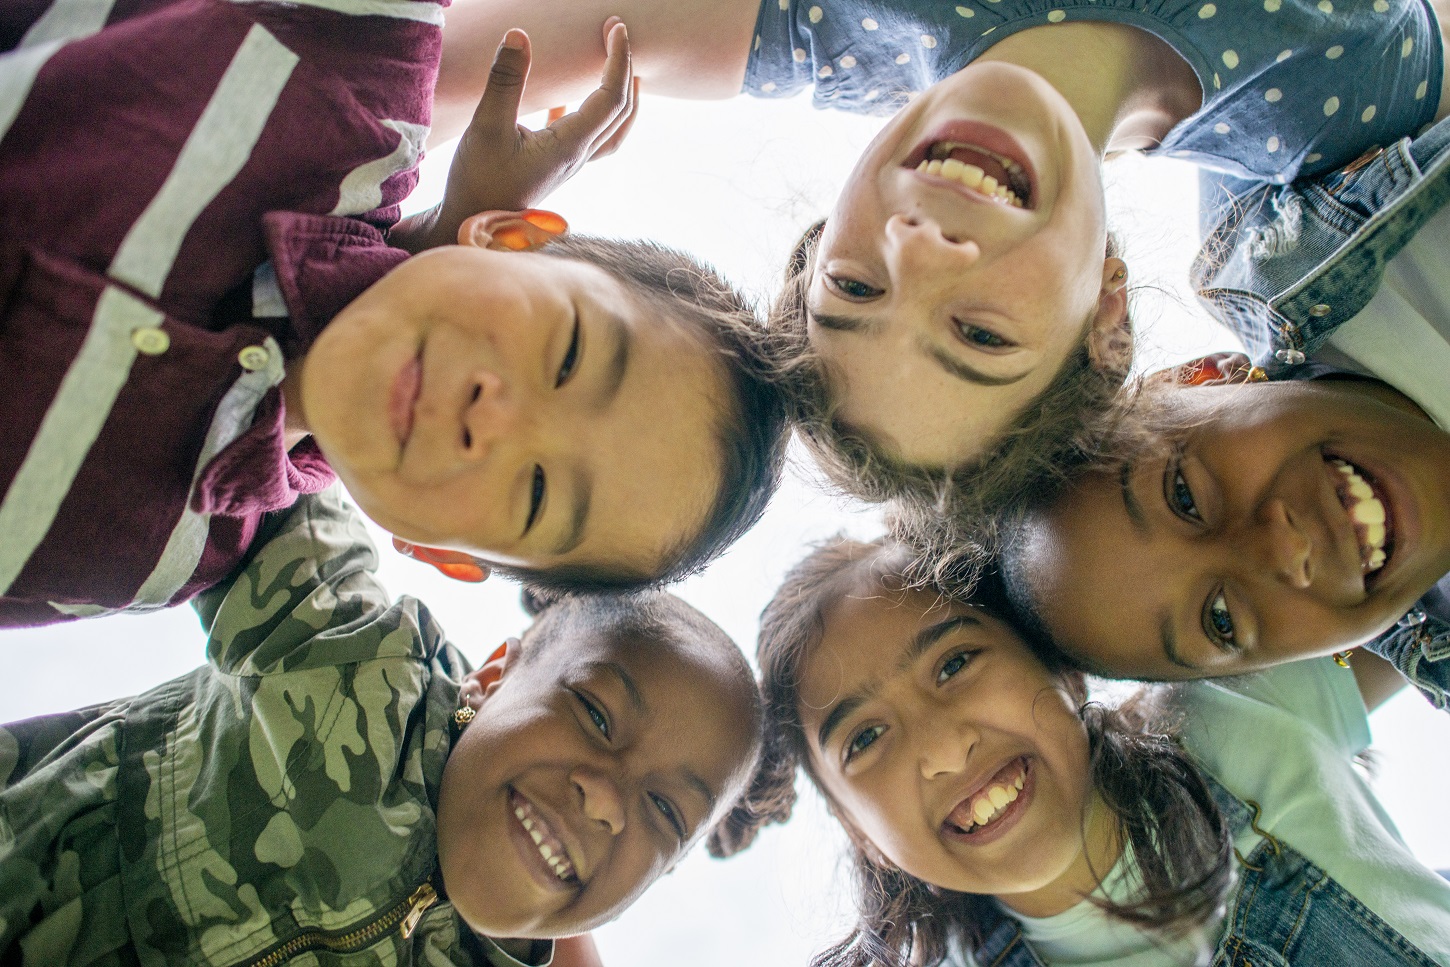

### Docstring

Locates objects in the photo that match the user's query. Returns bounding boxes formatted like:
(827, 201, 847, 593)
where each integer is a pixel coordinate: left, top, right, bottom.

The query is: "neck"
(279, 365, 311, 451)
(996, 793, 1124, 919)
(977, 22, 1202, 155)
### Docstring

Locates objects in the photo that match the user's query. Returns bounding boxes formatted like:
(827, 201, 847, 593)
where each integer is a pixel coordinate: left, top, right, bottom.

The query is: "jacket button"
(131, 326, 170, 356)
(1308, 303, 1331, 317)
(238, 345, 271, 371)
(1275, 348, 1306, 364)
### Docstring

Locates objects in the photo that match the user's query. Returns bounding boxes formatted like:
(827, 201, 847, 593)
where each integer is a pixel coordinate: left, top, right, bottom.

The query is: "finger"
(469, 28, 531, 138)
(545, 21, 631, 149)
(588, 76, 641, 159)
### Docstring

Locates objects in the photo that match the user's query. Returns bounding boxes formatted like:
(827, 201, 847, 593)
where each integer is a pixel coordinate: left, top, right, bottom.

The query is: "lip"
(1324, 450, 1416, 596)
(507, 789, 585, 895)
(389, 348, 423, 449)
(902, 120, 1039, 210)
(939, 756, 1034, 848)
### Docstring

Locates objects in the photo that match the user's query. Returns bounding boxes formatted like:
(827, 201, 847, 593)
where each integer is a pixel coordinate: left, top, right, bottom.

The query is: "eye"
(844, 724, 885, 763)
(825, 274, 884, 300)
(555, 316, 581, 388)
(936, 648, 976, 684)
(649, 792, 686, 840)
(524, 465, 545, 534)
(574, 690, 611, 739)
(953, 320, 1010, 350)
(1165, 459, 1203, 522)
(1202, 589, 1238, 652)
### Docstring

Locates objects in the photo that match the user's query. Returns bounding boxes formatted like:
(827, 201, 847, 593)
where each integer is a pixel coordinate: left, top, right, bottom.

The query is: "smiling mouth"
(911, 142, 1033, 209)
(1328, 457, 1394, 582)
(944, 758, 1028, 836)
(511, 790, 579, 884)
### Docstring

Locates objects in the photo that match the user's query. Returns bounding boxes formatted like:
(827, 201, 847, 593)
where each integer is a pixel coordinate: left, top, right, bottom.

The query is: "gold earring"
(453, 703, 476, 726)
(1246, 365, 1268, 382)
(1111, 266, 1127, 282)
(1332, 651, 1352, 668)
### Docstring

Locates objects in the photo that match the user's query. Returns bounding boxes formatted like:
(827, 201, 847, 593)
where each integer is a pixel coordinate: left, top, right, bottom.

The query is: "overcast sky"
(4, 89, 1448, 965)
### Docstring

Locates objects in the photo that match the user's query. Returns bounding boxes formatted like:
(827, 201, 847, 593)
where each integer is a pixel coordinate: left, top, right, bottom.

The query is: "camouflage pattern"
(0, 489, 520, 967)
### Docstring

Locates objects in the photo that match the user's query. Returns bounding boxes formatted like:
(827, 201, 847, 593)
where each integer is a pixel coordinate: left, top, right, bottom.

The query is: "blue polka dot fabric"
(745, 0, 1442, 182)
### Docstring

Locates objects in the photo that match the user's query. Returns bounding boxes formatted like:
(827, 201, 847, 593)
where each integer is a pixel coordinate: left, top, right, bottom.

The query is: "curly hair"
(486, 235, 790, 593)
(715, 537, 1234, 967)
(766, 221, 1134, 560)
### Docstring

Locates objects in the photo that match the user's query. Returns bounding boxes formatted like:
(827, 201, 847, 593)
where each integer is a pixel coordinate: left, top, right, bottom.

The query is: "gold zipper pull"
(399, 882, 439, 939)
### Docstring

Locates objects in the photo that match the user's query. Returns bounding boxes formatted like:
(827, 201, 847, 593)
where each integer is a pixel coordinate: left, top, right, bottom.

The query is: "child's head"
(435, 588, 764, 939)
(292, 214, 788, 591)
(768, 62, 1132, 519)
(1002, 365, 1450, 681)
(731, 538, 1229, 965)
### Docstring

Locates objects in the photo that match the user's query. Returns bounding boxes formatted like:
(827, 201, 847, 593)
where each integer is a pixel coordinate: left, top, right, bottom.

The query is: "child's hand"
(453, 20, 637, 211)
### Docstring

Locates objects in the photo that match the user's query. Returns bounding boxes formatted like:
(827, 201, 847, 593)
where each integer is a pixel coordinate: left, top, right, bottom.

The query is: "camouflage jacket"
(0, 490, 534, 967)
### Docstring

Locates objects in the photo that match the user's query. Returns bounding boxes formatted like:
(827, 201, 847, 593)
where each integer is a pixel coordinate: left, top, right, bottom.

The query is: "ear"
(1149, 351, 1260, 388)
(392, 537, 490, 583)
(1085, 257, 1133, 375)
(457, 209, 568, 251)
(460, 636, 520, 707)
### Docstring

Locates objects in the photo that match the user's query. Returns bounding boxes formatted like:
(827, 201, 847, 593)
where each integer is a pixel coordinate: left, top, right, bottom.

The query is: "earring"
(453, 701, 477, 726)
(1246, 365, 1268, 382)
(1111, 265, 1127, 283)
(1332, 651, 1352, 668)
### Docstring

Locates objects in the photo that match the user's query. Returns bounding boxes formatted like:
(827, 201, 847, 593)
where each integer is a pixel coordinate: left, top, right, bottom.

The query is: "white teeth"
(1329, 458, 1390, 575)
(941, 157, 966, 180)
(987, 786, 1010, 809)
(972, 798, 994, 825)
(539, 844, 554, 861)
(915, 156, 1022, 206)
(979, 174, 998, 194)
(514, 807, 526, 821)
(959, 163, 985, 187)
(1014, 772, 1024, 791)
(529, 828, 543, 845)
(1351, 498, 1385, 525)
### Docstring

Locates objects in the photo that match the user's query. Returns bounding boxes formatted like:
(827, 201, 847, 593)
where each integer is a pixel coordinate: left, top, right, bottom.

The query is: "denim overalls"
(1189, 115, 1450, 711)
(960, 776, 1443, 967)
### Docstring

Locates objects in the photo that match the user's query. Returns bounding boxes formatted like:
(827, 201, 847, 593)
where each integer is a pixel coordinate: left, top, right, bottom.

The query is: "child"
(993, 361, 1450, 708)
(722, 537, 1450, 966)
(0, 488, 765, 965)
(0, 1, 787, 627)
(426, 0, 1446, 522)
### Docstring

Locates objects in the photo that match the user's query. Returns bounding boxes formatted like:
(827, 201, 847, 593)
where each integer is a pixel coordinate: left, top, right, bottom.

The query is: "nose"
(572, 767, 626, 836)
(883, 213, 982, 275)
(917, 713, 979, 781)
(1253, 498, 1313, 590)
(460, 370, 521, 458)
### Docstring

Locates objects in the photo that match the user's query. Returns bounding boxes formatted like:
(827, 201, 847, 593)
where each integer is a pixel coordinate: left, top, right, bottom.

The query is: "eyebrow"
(683, 768, 718, 830)
(1119, 460, 1150, 536)
(553, 315, 631, 557)
(594, 660, 647, 716)
(809, 311, 1023, 388)
(814, 613, 982, 752)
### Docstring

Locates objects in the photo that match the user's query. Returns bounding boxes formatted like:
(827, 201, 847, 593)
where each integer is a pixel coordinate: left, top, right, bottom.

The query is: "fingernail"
(501, 28, 525, 50)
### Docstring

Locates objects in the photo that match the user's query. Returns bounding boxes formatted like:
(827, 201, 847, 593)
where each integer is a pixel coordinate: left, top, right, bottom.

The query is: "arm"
(433, 0, 759, 142)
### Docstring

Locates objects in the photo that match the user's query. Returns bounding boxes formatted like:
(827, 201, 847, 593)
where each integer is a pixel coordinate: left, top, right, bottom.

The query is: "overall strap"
(970, 912, 1050, 967)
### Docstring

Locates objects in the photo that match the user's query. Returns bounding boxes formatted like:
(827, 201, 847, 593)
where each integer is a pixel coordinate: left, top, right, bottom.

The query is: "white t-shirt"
(966, 659, 1450, 966)
(1316, 202, 1450, 431)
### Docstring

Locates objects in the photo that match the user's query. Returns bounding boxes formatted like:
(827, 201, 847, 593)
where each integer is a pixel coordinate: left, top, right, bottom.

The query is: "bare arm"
(434, 0, 759, 142)
(1351, 648, 1409, 714)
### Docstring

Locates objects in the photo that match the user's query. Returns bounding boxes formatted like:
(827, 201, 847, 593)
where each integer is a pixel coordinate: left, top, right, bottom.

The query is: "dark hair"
(715, 538, 1233, 967)
(520, 586, 767, 836)
(767, 221, 1134, 553)
(491, 235, 790, 593)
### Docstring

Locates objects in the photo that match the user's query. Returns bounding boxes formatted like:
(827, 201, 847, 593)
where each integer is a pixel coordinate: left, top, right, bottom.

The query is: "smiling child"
(721, 537, 1450, 967)
(0, 0, 787, 627)
(0, 489, 764, 965)
(998, 370, 1450, 701)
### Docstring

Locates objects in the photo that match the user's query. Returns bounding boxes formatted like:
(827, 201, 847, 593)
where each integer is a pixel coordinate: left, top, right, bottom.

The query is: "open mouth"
(1327, 457, 1394, 584)
(510, 790, 579, 885)
(913, 142, 1032, 208)
(942, 758, 1031, 842)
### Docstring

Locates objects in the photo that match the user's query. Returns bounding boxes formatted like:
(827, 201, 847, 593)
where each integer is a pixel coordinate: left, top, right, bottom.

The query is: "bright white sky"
(4, 89, 1448, 965)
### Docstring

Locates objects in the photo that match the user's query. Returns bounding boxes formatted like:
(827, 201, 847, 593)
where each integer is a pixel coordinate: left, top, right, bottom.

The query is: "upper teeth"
(1331, 459, 1388, 573)
(966, 764, 1026, 830)
(916, 142, 1025, 207)
(514, 803, 577, 881)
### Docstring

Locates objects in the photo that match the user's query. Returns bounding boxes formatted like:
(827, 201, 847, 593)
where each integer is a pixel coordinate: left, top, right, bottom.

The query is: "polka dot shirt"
(745, 0, 1442, 181)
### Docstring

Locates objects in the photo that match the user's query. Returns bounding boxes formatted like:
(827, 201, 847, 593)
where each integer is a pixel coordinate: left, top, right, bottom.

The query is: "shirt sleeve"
(192, 487, 439, 676)
(1206, 657, 1371, 758)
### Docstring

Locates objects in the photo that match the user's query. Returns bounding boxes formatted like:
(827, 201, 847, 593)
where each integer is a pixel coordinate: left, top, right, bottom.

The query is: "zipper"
(242, 878, 439, 967)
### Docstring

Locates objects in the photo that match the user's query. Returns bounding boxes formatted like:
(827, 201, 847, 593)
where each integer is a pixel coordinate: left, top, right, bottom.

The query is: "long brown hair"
(712, 538, 1233, 967)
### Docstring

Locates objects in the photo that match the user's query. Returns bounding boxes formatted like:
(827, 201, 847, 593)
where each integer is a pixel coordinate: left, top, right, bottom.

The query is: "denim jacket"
(1189, 116, 1450, 712)
(957, 776, 1443, 967)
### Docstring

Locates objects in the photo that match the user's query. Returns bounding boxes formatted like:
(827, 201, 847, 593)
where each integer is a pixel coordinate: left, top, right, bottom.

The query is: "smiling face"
(807, 61, 1125, 467)
(436, 620, 759, 939)
(1015, 378, 1450, 679)
(798, 584, 1112, 916)
(293, 246, 727, 579)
